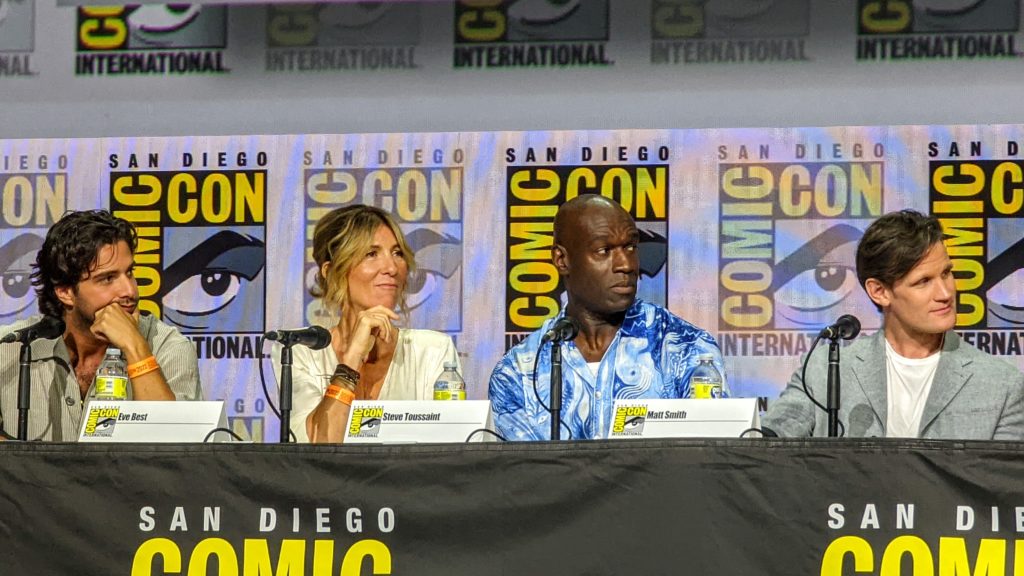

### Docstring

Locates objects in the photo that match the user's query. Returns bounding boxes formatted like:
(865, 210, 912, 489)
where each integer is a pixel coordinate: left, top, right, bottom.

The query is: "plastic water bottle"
(94, 348, 129, 401)
(433, 362, 466, 401)
(689, 354, 723, 399)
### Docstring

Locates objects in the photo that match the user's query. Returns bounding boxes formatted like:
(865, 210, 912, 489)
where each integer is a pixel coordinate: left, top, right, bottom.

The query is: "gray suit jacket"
(762, 330, 1024, 440)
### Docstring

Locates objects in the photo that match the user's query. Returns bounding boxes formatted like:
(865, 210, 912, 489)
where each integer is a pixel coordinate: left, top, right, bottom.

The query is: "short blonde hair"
(310, 205, 416, 316)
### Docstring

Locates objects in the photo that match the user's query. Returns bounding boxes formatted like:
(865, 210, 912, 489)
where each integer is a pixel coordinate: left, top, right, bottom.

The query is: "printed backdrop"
(1, 126, 1022, 441)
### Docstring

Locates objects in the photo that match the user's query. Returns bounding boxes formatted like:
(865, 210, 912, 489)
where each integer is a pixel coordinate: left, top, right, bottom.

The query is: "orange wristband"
(127, 356, 160, 379)
(325, 384, 355, 406)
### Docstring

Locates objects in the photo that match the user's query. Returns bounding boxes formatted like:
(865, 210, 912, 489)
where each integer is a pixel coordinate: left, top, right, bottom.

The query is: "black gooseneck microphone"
(544, 317, 579, 441)
(822, 314, 860, 437)
(264, 325, 332, 443)
(2, 316, 67, 441)
(819, 314, 861, 341)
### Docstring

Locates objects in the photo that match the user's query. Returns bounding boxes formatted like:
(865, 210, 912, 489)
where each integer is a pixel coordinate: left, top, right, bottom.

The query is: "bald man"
(488, 195, 727, 441)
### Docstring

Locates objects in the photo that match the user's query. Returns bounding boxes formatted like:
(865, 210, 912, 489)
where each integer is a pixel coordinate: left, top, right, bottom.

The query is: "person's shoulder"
(952, 332, 1023, 380)
(142, 314, 193, 349)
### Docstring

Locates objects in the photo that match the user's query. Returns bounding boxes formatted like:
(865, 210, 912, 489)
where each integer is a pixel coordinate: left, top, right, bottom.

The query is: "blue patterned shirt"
(489, 299, 727, 441)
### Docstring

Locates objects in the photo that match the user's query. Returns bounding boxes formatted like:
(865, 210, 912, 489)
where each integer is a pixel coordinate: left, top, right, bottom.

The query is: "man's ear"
(54, 284, 75, 308)
(552, 244, 569, 275)
(864, 278, 890, 309)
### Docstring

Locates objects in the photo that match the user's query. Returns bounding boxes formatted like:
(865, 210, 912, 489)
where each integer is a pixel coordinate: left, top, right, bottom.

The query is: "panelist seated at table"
(0, 210, 202, 441)
(489, 194, 728, 441)
(272, 205, 459, 444)
(763, 210, 1024, 440)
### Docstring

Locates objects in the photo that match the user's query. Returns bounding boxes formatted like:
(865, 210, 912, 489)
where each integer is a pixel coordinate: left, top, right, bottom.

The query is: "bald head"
(554, 195, 632, 246)
(552, 194, 639, 318)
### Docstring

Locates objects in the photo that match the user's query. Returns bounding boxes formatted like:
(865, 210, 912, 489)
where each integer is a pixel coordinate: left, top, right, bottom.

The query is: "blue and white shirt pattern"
(489, 299, 727, 441)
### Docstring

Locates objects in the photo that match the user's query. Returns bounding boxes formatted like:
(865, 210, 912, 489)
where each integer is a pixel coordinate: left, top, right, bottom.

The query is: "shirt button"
(65, 397, 75, 406)
(596, 391, 603, 399)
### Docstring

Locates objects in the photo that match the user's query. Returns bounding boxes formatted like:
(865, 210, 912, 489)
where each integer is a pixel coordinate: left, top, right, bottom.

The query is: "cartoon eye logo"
(361, 418, 381, 431)
(638, 229, 667, 278)
(404, 228, 461, 312)
(773, 224, 863, 327)
(508, 0, 581, 26)
(319, 2, 392, 29)
(624, 416, 645, 430)
(704, 0, 777, 20)
(0, 233, 43, 319)
(985, 237, 1024, 326)
(159, 231, 265, 330)
(919, 0, 986, 16)
(128, 5, 202, 46)
(95, 418, 117, 433)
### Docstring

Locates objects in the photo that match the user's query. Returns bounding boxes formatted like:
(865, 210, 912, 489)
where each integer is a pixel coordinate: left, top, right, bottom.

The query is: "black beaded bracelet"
(331, 363, 360, 391)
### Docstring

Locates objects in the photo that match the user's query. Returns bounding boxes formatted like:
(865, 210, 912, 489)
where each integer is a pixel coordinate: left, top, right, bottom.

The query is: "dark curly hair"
(31, 210, 138, 318)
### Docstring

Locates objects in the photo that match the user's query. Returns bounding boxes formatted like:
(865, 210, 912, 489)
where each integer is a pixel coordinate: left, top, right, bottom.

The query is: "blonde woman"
(274, 205, 459, 443)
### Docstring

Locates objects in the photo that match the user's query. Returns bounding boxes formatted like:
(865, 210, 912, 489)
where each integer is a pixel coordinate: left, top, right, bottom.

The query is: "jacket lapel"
(918, 331, 968, 435)
(850, 331, 888, 432)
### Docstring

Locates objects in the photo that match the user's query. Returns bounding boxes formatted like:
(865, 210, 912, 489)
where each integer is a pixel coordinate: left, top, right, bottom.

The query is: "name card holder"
(78, 400, 229, 443)
(344, 400, 492, 444)
(607, 398, 760, 439)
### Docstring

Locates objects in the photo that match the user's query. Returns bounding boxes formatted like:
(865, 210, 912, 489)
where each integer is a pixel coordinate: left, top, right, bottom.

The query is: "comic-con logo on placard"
(348, 406, 384, 438)
(75, 4, 228, 76)
(929, 142, 1024, 356)
(454, 0, 612, 68)
(504, 145, 670, 349)
(651, 0, 810, 65)
(0, 0, 36, 76)
(302, 148, 465, 334)
(266, 2, 419, 72)
(83, 406, 120, 437)
(857, 0, 1020, 60)
(610, 405, 648, 436)
(0, 154, 68, 322)
(107, 151, 268, 362)
(717, 142, 886, 357)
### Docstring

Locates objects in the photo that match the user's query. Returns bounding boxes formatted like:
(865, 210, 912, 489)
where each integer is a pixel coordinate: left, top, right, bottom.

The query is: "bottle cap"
(443, 361, 458, 371)
(105, 347, 122, 357)
(698, 353, 714, 362)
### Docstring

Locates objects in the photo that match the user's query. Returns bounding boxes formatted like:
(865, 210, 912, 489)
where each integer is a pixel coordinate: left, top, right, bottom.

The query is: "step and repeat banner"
(1, 125, 1022, 441)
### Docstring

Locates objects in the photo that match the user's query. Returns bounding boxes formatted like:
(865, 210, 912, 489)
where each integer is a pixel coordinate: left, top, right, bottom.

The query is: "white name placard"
(78, 400, 228, 443)
(607, 398, 761, 439)
(344, 400, 492, 444)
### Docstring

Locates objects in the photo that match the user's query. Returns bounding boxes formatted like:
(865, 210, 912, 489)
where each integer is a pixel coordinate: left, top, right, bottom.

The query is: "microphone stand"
(16, 343, 32, 441)
(826, 338, 841, 438)
(549, 341, 563, 441)
(278, 343, 294, 443)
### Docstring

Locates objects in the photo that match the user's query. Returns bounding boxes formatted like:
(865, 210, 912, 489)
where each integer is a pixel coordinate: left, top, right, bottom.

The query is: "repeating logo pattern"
(454, 0, 612, 68)
(651, 0, 811, 64)
(265, 3, 420, 72)
(75, 5, 229, 75)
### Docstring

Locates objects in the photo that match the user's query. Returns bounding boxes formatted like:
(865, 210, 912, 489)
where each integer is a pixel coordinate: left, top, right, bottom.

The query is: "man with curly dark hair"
(0, 210, 201, 440)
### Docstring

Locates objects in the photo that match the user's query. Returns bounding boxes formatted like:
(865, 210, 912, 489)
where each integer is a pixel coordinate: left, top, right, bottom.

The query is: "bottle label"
(690, 377, 722, 400)
(95, 376, 128, 400)
(433, 381, 465, 401)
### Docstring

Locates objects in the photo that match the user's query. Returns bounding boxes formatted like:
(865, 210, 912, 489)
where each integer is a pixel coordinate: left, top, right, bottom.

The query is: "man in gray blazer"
(763, 210, 1024, 440)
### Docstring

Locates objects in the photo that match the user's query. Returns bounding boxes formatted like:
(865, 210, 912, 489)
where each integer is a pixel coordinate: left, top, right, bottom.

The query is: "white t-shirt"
(884, 338, 941, 438)
(271, 328, 459, 443)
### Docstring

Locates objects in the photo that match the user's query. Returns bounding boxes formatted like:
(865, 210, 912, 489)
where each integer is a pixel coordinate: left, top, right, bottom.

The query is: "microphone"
(819, 314, 861, 341)
(541, 316, 580, 344)
(1, 316, 65, 344)
(264, 326, 331, 350)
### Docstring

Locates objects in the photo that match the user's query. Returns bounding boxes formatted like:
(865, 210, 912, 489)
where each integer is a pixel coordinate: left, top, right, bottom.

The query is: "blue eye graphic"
(0, 233, 43, 319)
(404, 228, 461, 312)
(986, 236, 1024, 327)
(128, 5, 202, 46)
(318, 2, 392, 29)
(772, 224, 866, 327)
(508, 0, 582, 26)
(159, 231, 265, 331)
